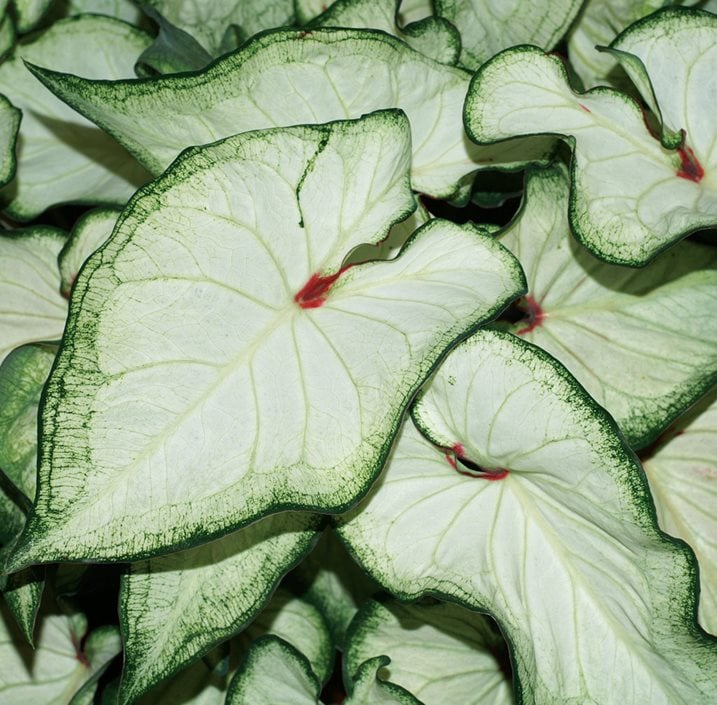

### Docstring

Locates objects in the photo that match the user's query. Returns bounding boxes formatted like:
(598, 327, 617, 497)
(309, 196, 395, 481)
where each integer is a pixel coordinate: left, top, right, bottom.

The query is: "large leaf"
(0, 15, 151, 220)
(465, 8, 717, 265)
(8, 112, 524, 569)
(27, 27, 553, 201)
(0, 605, 121, 704)
(308, 0, 461, 65)
(338, 329, 717, 704)
(434, 0, 584, 70)
(642, 387, 717, 635)
(345, 599, 513, 705)
(144, 0, 294, 54)
(119, 514, 321, 704)
(566, 0, 664, 89)
(0, 227, 66, 365)
(498, 164, 717, 449)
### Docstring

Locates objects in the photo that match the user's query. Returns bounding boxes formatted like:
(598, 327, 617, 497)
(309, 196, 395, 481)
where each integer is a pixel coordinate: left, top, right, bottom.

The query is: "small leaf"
(338, 329, 717, 704)
(465, 10, 717, 265)
(118, 514, 320, 704)
(8, 113, 524, 568)
(346, 656, 422, 705)
(0, 229, 66, 365)
(0, 94, 19, 189)
(58, 208, 120, 298)
(345, 599, 513, 705)
(309, 0, 461, 65)
(434, 0, 584, 70)
(27, 27, 553, 200)
(226, 636, 322, 705)
(0, 15, 151, 220)
(498, 163, 717, 448)
(135, 5, 213, 76)
(12, 0, 53, 32)
(642, 387, 717, 635)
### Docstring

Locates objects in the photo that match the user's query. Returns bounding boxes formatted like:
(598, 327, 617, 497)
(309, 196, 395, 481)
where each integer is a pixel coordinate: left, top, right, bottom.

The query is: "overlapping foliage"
(0, 1, 715, 703)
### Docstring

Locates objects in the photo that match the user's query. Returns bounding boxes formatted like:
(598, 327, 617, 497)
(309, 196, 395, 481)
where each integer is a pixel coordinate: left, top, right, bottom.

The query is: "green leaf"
(58, 208, 120, 298)
(8, 112, 524, 568)
(0, 14, 14, 68)
(27, 27, 554, 201)
(0, 95, 19, 188)
(226, 636, 321, 705)
(119, 514, 321, 704)
(49, 0, 144, 25)
(345, 599, 513, 705)
(498, 164, 717, 449)
(143, 0, 295, 54)
(642, 387, 717, 635)
(0, 605, 121, 704)
(566, 0, 665, 89)
(465, 10, 717, 265)
(0, 228, 66, 365)
(338, 329, 717, 704)
(1, 565, 44, 645)
(291, 528, 380, 649)
(68, 626, 123, 705)
(309, 0, 461, 65)
(12, 0, 53, 32)
(0, 15, 151, 220)
(135, 5, 213, 76)
(434, 0, 584, 70)
(346, 655, 422, 705)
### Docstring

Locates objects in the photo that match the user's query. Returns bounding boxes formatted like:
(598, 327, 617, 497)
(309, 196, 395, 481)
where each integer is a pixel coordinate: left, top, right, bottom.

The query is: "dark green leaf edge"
(0, 93, 19, 187)
(335, 328, 717, 704)
(117, 517, 322, 705)
(8, 111, 525, 569)
(464, 42, 717, 266)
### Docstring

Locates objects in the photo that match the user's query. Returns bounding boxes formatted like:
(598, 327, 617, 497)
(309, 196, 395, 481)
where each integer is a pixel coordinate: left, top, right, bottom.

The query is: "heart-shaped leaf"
(0, 15, 151, 220)
(434, 0, 583, 70)
(465, 8, 717, 265)
(641, 387, 717, 635)
(0, 228, 66, 365)
(498, 163, 717, 449)
(345, 599, 513, 705)
(8, 112, 524, 569)
(119, 514, 321, 704)
(27, 27, 554, 201)
(338, 329, 717, 704)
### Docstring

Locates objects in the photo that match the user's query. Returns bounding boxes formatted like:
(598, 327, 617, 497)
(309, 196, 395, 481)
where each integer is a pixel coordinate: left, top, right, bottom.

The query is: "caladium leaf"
(498, 164, 717, 449)
(0, 343, 56, 643)
(642, 387, 717, 635)
(8, 112, 524, 569)
(566, 0, 664, 89)
(0, 606, 122, 704)
(0, 14, 14, 65)
(465, 9, 717, 265)
(144, 0, 295, 54)
(0, 95, 19, 188)
(227, 637, 421, 705)
(27, 27, 554, 201)
(291, 528, 380, 649)
(119, 514, 321, 704)
(338, 329, 717, 704)
(58, 208, 120, 298)
(0, 228, 66, 365)
(0, 15, 151, 220)
(308, 0, 461, 65)
(345, 599, 512, 705)
(226, 636, 325, 705)
(51, 0, 144, 24)
(434, 0, 584, 70)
